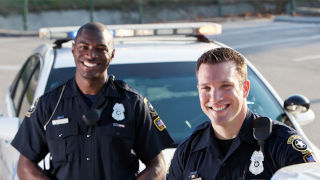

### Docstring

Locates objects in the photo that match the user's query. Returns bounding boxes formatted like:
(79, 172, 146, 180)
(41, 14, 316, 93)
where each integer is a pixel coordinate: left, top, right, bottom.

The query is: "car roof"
(53, 38, 223, 69)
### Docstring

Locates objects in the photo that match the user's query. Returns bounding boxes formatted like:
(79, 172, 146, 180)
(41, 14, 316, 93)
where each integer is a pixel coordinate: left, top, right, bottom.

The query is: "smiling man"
(167, 48, 315, 180)
(11, 22, 173, 180)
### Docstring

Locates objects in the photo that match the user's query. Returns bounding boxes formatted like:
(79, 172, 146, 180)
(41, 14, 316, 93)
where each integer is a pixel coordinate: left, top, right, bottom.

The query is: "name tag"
(52, 118, 69, 125)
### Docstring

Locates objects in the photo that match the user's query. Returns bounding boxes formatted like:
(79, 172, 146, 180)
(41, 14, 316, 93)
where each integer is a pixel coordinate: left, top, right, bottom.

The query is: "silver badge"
(249, 150, 264, 175)
(112, 103, 125, 121)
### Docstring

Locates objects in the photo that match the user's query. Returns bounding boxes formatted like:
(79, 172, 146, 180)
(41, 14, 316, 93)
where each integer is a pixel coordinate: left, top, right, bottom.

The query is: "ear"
(110, 49, 115, 59)
(243, 80, 250, 98)
(72, 43, 76, 57)
(108, 49, 115, 64)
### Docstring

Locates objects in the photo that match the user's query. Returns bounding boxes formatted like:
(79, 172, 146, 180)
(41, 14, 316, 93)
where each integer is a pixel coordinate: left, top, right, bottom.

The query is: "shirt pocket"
(97, 125, 137, 166)
(46, 125, 79, 163)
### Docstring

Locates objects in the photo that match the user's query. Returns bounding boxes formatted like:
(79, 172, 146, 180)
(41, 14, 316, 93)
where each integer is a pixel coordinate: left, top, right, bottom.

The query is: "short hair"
(196, 47, 247, 83)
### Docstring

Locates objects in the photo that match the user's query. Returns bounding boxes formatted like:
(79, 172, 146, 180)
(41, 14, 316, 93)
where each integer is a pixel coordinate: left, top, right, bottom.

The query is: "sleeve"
(274, 132, 316, 167)
(133, 97, 173, 164)
(11, 97, 49, 163)
(167, 147, 185, 180)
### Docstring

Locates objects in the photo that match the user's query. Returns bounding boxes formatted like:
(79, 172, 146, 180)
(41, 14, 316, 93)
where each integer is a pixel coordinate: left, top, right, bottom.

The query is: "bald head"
(75, 22, 114, 50)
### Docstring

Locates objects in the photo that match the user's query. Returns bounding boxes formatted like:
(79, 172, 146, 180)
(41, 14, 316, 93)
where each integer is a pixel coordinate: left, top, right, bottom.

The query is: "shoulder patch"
(144, 97, 159, 118)
(303, 152, 316, 162)
(287, 135, 310, 154)
(25, 98, 39, 118)
(153, 117, 166, 131)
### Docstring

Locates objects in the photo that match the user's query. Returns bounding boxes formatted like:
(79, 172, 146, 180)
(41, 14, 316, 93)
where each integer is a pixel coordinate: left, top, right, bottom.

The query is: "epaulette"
(271, 120, 296, 138)
(177, 121, 211, 151)
(192, 121, 211, 135)
(112, 79, 140, 95)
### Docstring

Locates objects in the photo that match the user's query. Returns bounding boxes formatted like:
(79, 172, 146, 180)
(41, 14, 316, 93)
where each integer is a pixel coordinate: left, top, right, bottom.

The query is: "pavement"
(274, 15, 320, 23)
(0, 15, 320, 37)
(0, 29, 37, 37)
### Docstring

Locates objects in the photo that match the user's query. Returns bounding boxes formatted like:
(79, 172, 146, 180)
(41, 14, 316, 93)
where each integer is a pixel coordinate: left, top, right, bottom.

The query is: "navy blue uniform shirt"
(167, 110, 314, 180)
(12, 77, 173, 180)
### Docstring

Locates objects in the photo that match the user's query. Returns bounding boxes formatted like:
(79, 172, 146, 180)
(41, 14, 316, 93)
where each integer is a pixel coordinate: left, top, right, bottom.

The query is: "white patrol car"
(0, 22, 318, 180)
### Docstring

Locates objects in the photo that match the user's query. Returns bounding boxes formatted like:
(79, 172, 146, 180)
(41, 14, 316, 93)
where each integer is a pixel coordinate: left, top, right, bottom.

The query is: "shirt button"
(86, 134, 91, 138)
(86, 157, 90, 161)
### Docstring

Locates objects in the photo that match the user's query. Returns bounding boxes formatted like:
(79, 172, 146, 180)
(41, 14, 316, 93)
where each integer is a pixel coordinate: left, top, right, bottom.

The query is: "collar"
(63, 77, 121, 99)
(192, 121, 215, 152)
(237, 109, 257, 146)
(192, 109, 257, 152)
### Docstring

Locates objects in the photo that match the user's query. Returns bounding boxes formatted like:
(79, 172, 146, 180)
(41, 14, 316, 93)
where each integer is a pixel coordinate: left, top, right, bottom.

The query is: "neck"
(75, 75, 107, 95)
(212, 106, 247, 140)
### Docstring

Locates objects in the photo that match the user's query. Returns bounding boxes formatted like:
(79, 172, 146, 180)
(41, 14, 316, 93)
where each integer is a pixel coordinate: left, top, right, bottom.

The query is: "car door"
(0, 54, 41, 180)
(9, 55, 41, 120)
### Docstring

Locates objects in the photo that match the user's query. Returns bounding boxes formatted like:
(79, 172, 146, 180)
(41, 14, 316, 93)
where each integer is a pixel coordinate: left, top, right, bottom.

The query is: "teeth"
(84, 61, 97, 67)
(211, 105, 227, 111)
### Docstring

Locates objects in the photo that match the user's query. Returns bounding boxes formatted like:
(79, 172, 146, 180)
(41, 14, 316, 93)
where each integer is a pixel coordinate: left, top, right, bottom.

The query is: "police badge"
(112, 103, 125, 121)
(249, 150, 264, 175)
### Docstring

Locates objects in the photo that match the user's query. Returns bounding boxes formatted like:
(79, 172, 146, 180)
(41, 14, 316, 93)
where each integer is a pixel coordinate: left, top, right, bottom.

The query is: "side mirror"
(0, 117, 20, 140)
(284, 95, 315, 126)
(284, 94, 310, 113)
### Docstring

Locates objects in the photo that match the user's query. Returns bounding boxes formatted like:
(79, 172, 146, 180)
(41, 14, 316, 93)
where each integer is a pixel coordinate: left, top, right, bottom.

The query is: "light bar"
(39, 22, 222, 40)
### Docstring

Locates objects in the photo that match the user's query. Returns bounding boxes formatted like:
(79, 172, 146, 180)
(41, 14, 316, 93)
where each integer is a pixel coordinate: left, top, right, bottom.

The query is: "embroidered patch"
(144, 97, 158, 118)
(287, 135, 309, 154)
(249, 150, 264, 175)
(153, 117, 166, 131)
(25, 98, 39, 118)
(112, 103, 125, 121)
(303, 152, 316, 162)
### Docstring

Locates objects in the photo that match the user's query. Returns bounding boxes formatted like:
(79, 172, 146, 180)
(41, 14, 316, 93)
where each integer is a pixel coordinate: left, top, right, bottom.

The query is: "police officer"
(12, 22, 173, 180)
(167, 48, 315, 180)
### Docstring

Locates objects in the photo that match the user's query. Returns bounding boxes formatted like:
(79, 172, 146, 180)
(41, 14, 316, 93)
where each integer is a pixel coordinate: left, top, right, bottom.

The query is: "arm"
(136, 151, 166, 180)
(17, 154, 49, 180)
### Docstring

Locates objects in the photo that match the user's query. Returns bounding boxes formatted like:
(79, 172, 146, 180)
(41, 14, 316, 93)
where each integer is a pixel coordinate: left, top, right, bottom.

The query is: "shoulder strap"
(43, 84, 66, 131)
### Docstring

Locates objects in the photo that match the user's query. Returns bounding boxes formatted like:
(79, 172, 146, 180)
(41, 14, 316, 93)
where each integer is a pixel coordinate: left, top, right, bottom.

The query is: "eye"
(96, 47, 108, 53)
(221, 84, 233, 89)
(77, 44, 88, 51)
(200, 86, 210, 91)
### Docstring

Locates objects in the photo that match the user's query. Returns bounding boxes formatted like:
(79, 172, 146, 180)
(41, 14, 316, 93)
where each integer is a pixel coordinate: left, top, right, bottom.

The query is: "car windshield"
(46, 62, 287, 145)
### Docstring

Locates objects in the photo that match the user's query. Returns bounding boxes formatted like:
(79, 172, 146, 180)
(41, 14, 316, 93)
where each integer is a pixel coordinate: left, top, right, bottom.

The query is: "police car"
(0, 22, 318, 179)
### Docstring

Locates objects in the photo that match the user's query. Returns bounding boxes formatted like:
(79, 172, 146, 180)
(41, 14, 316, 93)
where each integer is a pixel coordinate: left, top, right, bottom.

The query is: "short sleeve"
(11, 97, 49, 163)
(133, 97, 173, 164)
(167, 146, 185, 180)
(273, 132, 316, 167)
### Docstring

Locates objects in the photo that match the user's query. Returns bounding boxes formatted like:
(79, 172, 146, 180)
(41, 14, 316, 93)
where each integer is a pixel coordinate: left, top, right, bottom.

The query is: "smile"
(209, 104, 229, 112)
(83, 61, 98, 68)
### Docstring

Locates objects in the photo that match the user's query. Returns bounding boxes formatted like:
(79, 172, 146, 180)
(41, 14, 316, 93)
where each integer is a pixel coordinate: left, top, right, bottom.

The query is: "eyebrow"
(198, 80, 234, 86)
(76, 41, 107, 48)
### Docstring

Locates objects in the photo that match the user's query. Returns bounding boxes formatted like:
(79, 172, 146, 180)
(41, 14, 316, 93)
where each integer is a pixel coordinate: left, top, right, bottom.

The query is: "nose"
(88, 48, 98, 60)
(209, 88, 223, 102)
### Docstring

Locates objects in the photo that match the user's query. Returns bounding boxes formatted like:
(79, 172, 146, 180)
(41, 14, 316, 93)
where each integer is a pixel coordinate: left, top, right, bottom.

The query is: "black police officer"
(167, 48, 315, 180)
(12, 22, 173, 180)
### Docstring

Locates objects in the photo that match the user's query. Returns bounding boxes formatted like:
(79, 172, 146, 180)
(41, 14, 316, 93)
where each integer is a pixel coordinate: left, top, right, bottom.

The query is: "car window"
(46, 62, 288, 145)
(11, 55, 41, 120)
(18, 64, 40, 120)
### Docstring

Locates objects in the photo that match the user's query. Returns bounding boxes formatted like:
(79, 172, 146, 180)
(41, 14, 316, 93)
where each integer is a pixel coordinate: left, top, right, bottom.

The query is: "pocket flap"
(46, 125, 78, 139)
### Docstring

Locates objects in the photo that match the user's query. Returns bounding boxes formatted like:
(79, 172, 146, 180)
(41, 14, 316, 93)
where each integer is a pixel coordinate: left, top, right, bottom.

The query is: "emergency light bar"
(39, 22, 222, 40)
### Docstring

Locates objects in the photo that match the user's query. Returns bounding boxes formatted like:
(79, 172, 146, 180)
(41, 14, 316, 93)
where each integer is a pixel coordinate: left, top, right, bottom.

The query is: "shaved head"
(72, 22, 115, 86)
(75, 22, 114, 50)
